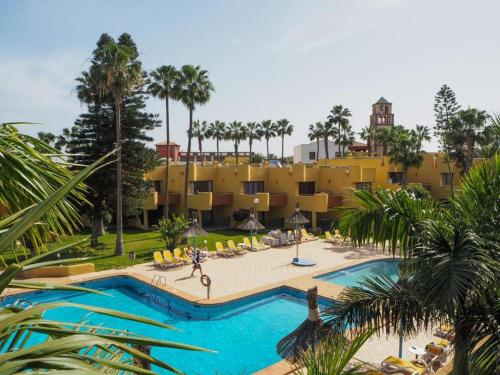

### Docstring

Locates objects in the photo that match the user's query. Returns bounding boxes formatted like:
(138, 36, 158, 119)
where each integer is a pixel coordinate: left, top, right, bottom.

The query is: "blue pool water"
(315, 259, 400, 287)
(3, 276, 331, 374)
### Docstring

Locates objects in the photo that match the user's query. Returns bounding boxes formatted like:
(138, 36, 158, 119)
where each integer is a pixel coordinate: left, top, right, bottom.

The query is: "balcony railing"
(212, 192, 233, 206)
(269, 193, 287, 207)
(326, 192, 343, 208)
(157, 192, 181, 206)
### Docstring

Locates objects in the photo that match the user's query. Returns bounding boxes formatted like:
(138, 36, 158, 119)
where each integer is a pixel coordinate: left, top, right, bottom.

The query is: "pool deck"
(5, 239, 446, 374)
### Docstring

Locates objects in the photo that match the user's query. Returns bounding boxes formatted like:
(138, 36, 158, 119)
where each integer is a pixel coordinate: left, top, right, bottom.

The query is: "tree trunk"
(164, 97, 170, 218)
(402, 165, 408, 187)
(367, 138, 372, 156)
(235, 143, 239, 164)
(452, 319, 471, 375)
(281, 136, 284, 163)
(199, 137, 203, 166)
(249, 138, 252, 164)
(324, 134, 329, 159)
(266, 138, 270, 159)
(183, 108, 193, 215)
(216, 137, 220, 161)
(465, 138, 474, 171)
(316, 139, 319, 161)
(114, 97, 124, 256)
(338, 124, 341, 156)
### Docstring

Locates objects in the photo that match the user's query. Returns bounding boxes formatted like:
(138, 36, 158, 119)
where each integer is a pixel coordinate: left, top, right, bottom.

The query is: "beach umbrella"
(183, 216, 208, 252)
(238, 213, 265, 252)
(287, 204, 310, 264)
(277, 286, 327, 363)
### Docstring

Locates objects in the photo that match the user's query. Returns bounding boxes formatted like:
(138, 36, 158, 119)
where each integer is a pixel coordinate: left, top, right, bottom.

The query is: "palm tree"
(226, 121, 247, 164)
(389, 128, 424, 186)
(261, 120, 277, 159)
(246, 122, 263, 163)
(276, 119, 294, 163)
(413, 124, 431, 149)
(173, 65, 214, 214)
(207, 120, 226, 160)
(375, 127, 393, 156)
(328, 157, 499, 374)
(37, 131, 56, 146)
(327, 105, 351, 157)
(85, 41, 143, 256)
(340, 123, 355, 156)
(450, 108, 488, 171)
(308, 123, 324, 161)
(359, 126, 377, 156)
(191, 119, 208, 165)
(148, 65, 179, 218)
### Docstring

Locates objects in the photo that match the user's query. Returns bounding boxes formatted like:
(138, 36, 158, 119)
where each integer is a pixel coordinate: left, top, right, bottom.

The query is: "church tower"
(370, 97, 394, 154)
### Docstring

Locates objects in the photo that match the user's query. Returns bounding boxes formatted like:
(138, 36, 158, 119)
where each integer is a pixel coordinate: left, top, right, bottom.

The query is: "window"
(243, 181, 264, 194)
(441, 173, 453, 185)
(190, 180, 213, 194)
(299, 182, 315, 195)
(355, 182, 372, 191)
(308, 151, 316, 160)
(152, 180, 163, 193)
(380, 106, 385, 114)
(388, 172, 403, 184)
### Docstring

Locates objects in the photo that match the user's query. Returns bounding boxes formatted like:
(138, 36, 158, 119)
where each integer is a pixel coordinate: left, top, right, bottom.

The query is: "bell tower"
(370, 97, 394, 154)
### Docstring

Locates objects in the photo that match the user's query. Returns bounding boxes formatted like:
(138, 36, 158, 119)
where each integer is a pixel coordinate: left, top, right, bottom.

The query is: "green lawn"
(11, 228, 266, 271)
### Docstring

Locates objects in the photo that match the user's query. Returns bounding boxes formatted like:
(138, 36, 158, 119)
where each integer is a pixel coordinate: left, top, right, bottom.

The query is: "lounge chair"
(252, 236, 270, 250)
(301, 228, 318, 241)
(163, 250, 183, 267)
(173, 248, 191, 264)
(242, 237, 258, 251)
(215, 241, 233, 257)
(153, 251, 172, 269)
(434, 324, 454, 340)
(227, 239, 246, 255)
(381, 356, 426, 375)
(324, 231, 338, 244)
(423, 340, 451, 367)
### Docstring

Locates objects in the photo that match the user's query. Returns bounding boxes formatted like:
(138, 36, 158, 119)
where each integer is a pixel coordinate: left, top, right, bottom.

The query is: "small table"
(408, 345, 426, 359)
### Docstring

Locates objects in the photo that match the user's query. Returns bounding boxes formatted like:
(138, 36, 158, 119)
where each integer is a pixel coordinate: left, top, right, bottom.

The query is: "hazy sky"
(1, 0, 499, 154)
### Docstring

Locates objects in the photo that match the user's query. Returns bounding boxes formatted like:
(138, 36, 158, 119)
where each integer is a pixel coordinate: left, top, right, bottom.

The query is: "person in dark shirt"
(190, 249, 203, 277)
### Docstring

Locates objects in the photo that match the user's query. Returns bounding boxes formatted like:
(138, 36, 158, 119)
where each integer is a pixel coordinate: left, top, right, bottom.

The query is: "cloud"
(0, 51, 87, 132)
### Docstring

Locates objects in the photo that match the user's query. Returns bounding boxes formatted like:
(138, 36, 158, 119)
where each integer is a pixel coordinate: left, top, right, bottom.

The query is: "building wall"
(141, 154, 480, 231)
(293, 140, 343, 164)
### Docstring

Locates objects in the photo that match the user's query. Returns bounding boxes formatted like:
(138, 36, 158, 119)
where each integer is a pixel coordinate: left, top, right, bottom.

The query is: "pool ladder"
(151, 274, 167, 288)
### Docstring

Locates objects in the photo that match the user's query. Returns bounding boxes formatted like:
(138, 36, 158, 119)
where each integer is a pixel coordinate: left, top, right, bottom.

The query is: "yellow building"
(141, 153, 482, 231)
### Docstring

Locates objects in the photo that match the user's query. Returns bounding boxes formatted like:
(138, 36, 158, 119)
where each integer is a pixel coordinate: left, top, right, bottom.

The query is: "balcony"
(212, 192, 233, 206)
(295, 193, 328, 212)
(269, 193, 287, 207)
(187, 191, 233, 210)
(144, 191, 158, 210)
(157, 192, 181, 206)
(327, 192, 343, 208)
(238, 192, 270, 211)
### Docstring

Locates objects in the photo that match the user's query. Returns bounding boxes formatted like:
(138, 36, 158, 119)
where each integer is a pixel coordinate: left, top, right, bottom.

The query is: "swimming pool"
(315, 259, 399, 287)
(3, 276, 331, 374)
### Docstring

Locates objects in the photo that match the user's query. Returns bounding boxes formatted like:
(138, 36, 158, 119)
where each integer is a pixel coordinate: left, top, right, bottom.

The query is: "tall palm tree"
(207, 120, 226, 160)
(261, 120, 277, 159)
(413, 124, 431, 150)
(340, 123, 355, 156)
(328, 157, 499, 374)
(327, 105, 351, 157)
(450, 108, 488, 171)
(308, 123, 324, 161)
(389, 128, 424, 187)
(276, 119, 294, 163)
(225, 121, 247, 165)
(148, 65, 179, 218)
(173, 65, 214, 214)
(246, 122, 263, 164)
(191, 119, 208, 165)
(375, 127, 394, 156)
(86, 42, 143, 256)
(359, 126, 377, 156)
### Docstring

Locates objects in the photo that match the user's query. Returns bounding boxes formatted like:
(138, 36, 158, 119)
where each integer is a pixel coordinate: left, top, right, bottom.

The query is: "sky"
(1, 0, 499, 155)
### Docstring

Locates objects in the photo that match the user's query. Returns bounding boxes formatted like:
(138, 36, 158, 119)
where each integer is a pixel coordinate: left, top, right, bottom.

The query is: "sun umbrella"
(277, 286, 327, 363)
(238, 213, 265, 252)
(287, 204, 315, 266)
(183, 217, 208, 252)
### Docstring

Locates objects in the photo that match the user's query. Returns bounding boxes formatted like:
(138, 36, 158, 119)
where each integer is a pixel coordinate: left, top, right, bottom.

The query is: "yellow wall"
(142, 153, 481, 230)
